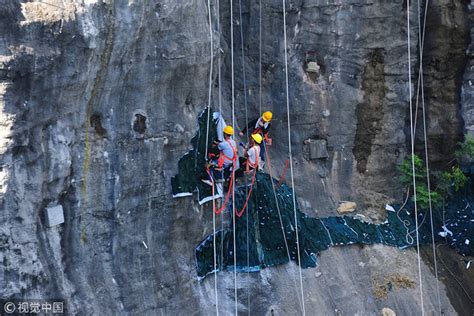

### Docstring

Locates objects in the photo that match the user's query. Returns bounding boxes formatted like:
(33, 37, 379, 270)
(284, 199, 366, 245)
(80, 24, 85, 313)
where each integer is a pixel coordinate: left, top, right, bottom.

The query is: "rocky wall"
(0, 0, 471, 314)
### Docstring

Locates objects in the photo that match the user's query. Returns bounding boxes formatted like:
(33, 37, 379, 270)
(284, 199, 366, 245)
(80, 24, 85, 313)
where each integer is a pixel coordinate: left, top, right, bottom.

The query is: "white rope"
(237, 0, 251, 313)
(282, 1, 306, 314)
(217, 0, 222, 116)
(396, 188, 415, 245)
(230, 0, 238, 314)
(217, 0, 225, 277)
(406, 1, 425, 314)
(266, 150, 304, 310)
(259, 0, 262, 115)
(416, 0, 441, 313)
(205, 1, 219, 314)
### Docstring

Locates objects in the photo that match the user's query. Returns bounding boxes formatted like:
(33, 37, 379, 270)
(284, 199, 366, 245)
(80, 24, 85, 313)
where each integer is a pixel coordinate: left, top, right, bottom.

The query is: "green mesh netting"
(196, 173, 408, 278)
(195, 173, 473, 278)
(171, 108, 473, 279)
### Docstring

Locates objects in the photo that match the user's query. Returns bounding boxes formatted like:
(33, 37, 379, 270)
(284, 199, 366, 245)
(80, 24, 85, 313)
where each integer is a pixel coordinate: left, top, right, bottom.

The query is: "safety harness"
(217, 139, 237, 169)
(205, 139, 237, 215)
(245, 145, 260, 171)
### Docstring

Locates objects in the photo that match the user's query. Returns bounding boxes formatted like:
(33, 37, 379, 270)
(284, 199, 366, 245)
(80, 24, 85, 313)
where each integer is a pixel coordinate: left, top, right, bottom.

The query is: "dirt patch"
(353, 48, 386, 174)
(372, 273, 416, 300)
(355, 188, 396, 223)
(21, 1, 80, 24)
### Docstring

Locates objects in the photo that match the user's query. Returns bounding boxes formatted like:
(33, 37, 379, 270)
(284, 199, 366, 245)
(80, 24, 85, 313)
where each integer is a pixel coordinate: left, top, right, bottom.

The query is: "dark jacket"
(242, 117, 271, 137)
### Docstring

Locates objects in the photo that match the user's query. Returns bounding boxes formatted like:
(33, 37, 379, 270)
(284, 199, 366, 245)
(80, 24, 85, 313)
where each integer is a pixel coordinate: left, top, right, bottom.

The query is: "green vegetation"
(398, 154, 442, 209)
(399, 134, 473, 209)
(455, 134, 474, 160)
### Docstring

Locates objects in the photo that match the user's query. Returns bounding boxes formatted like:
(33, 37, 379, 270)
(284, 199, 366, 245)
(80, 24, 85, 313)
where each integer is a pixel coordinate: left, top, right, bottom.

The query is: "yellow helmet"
(251, 133, 263, 144)
(223, 125, 234, 135)
(262, 111, 273, 122)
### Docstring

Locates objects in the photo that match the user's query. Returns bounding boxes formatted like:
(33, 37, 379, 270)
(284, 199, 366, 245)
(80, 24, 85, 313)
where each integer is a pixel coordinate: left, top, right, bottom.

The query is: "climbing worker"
(202, 125, 238, 185)
(240, 111, 272, 163)
(236, 133, 262, 177)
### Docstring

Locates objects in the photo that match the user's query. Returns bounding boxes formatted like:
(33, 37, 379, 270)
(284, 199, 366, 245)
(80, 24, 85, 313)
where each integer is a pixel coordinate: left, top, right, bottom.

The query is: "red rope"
(235, 168, 257, 217)
(264, 145, 288, 188)
(215, 168, 234, 215)
(276, 159, 289, 189)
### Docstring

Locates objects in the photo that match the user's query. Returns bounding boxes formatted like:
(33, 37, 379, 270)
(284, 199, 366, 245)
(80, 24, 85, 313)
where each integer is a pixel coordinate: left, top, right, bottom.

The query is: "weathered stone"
(45, 205, 64, 227)
(308, 139, 329, 160)
(0, 0, 470, 315)
(337, 202, 357, 214)
(381, 307, 396, 316)
(306, 61, 320, 74)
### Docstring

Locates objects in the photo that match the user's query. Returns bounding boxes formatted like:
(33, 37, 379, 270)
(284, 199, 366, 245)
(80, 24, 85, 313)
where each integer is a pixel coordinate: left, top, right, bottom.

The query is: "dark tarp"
(171, 107, 221, 204)
(195, 173, 473, 278)
(170, 107, 473, 279)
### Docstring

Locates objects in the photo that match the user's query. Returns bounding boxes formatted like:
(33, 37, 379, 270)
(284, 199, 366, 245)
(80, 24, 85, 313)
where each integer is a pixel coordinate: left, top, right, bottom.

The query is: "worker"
(240, 111, 272, 163)
(237, 133, 262, 177)
(202, 125, 238, 185)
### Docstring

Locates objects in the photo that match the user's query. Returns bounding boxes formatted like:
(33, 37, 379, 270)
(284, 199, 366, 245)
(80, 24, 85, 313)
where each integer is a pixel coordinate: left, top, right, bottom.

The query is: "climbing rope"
(416, 0, 442, 313)
(406, 1, 425, 314)
(282, 0, 306, 314)
(235, 166, 258, 217)
(396, 188, 415, 245)
(230, 0, 238, 314)
(237, 0, 251, 312)
(216, 0, 226, 275)
(265, 146, 304, 310)
(259, 0, 263, 115)
(276, 159, 289, 189)
(205, 0, 219, 314)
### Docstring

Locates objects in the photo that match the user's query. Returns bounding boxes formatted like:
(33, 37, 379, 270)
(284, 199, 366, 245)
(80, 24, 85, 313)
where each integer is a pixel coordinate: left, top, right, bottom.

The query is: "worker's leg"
(235, 157, 247, 178)
(260, 141, 266, 162)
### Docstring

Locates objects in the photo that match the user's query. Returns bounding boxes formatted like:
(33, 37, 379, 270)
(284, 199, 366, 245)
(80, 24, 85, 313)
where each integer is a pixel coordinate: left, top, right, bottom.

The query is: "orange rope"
(265, 144, 288, 188)
(235, 168, 257, 217)
(206, 166, 235, 215)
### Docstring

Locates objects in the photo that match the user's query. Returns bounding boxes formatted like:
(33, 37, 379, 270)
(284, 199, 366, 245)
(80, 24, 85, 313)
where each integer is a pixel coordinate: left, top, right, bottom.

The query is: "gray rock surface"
(0, 0, 471, 314)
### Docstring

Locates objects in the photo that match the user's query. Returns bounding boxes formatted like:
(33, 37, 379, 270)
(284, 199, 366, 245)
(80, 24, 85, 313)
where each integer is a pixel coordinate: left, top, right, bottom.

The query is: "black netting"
(172, 108, 473, 279)
(195, 173, 474, 278)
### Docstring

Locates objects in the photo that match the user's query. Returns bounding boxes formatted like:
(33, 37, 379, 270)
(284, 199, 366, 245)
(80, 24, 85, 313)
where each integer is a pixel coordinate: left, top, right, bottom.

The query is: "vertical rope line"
(206, 1, 218, 314)
(230, 0, 238, 314)
(259, 0, 262, 114)
(417, 0, 441, 313)
(217, 0, 225, 274)
(217, 0, 222, 116)
(282, 1, 305, 314)
(265, 148, 304, 310)
(205, 2, 214, 158)
(237, 0, 251, 313)
(407, 1, 425, 314)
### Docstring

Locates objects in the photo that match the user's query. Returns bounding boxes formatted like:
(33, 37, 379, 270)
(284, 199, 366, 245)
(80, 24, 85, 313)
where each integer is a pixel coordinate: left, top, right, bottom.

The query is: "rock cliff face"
(0, 0, 472, 315)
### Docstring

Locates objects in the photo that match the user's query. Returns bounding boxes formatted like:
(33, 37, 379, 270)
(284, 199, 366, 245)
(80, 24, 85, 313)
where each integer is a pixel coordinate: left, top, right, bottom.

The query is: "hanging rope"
(237, 0, 251, 313)
(235, 168, 258, 217)
(230, 0, 238, 314)
(282, 1, 306, 314)
(216, 0, 226, 275)
(265, 147, 304, 310)
(406, 1, 425, 314)
(416, 0, 441, 313)
(205, 1, 219, 314)
(259, 0, 263, 115)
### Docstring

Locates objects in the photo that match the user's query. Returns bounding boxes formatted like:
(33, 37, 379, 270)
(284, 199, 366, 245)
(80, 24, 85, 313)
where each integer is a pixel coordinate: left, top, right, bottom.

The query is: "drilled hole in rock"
(185, 94, 193, 105)
(133, 114, 147, 134)
(90, 113, 107, 136)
